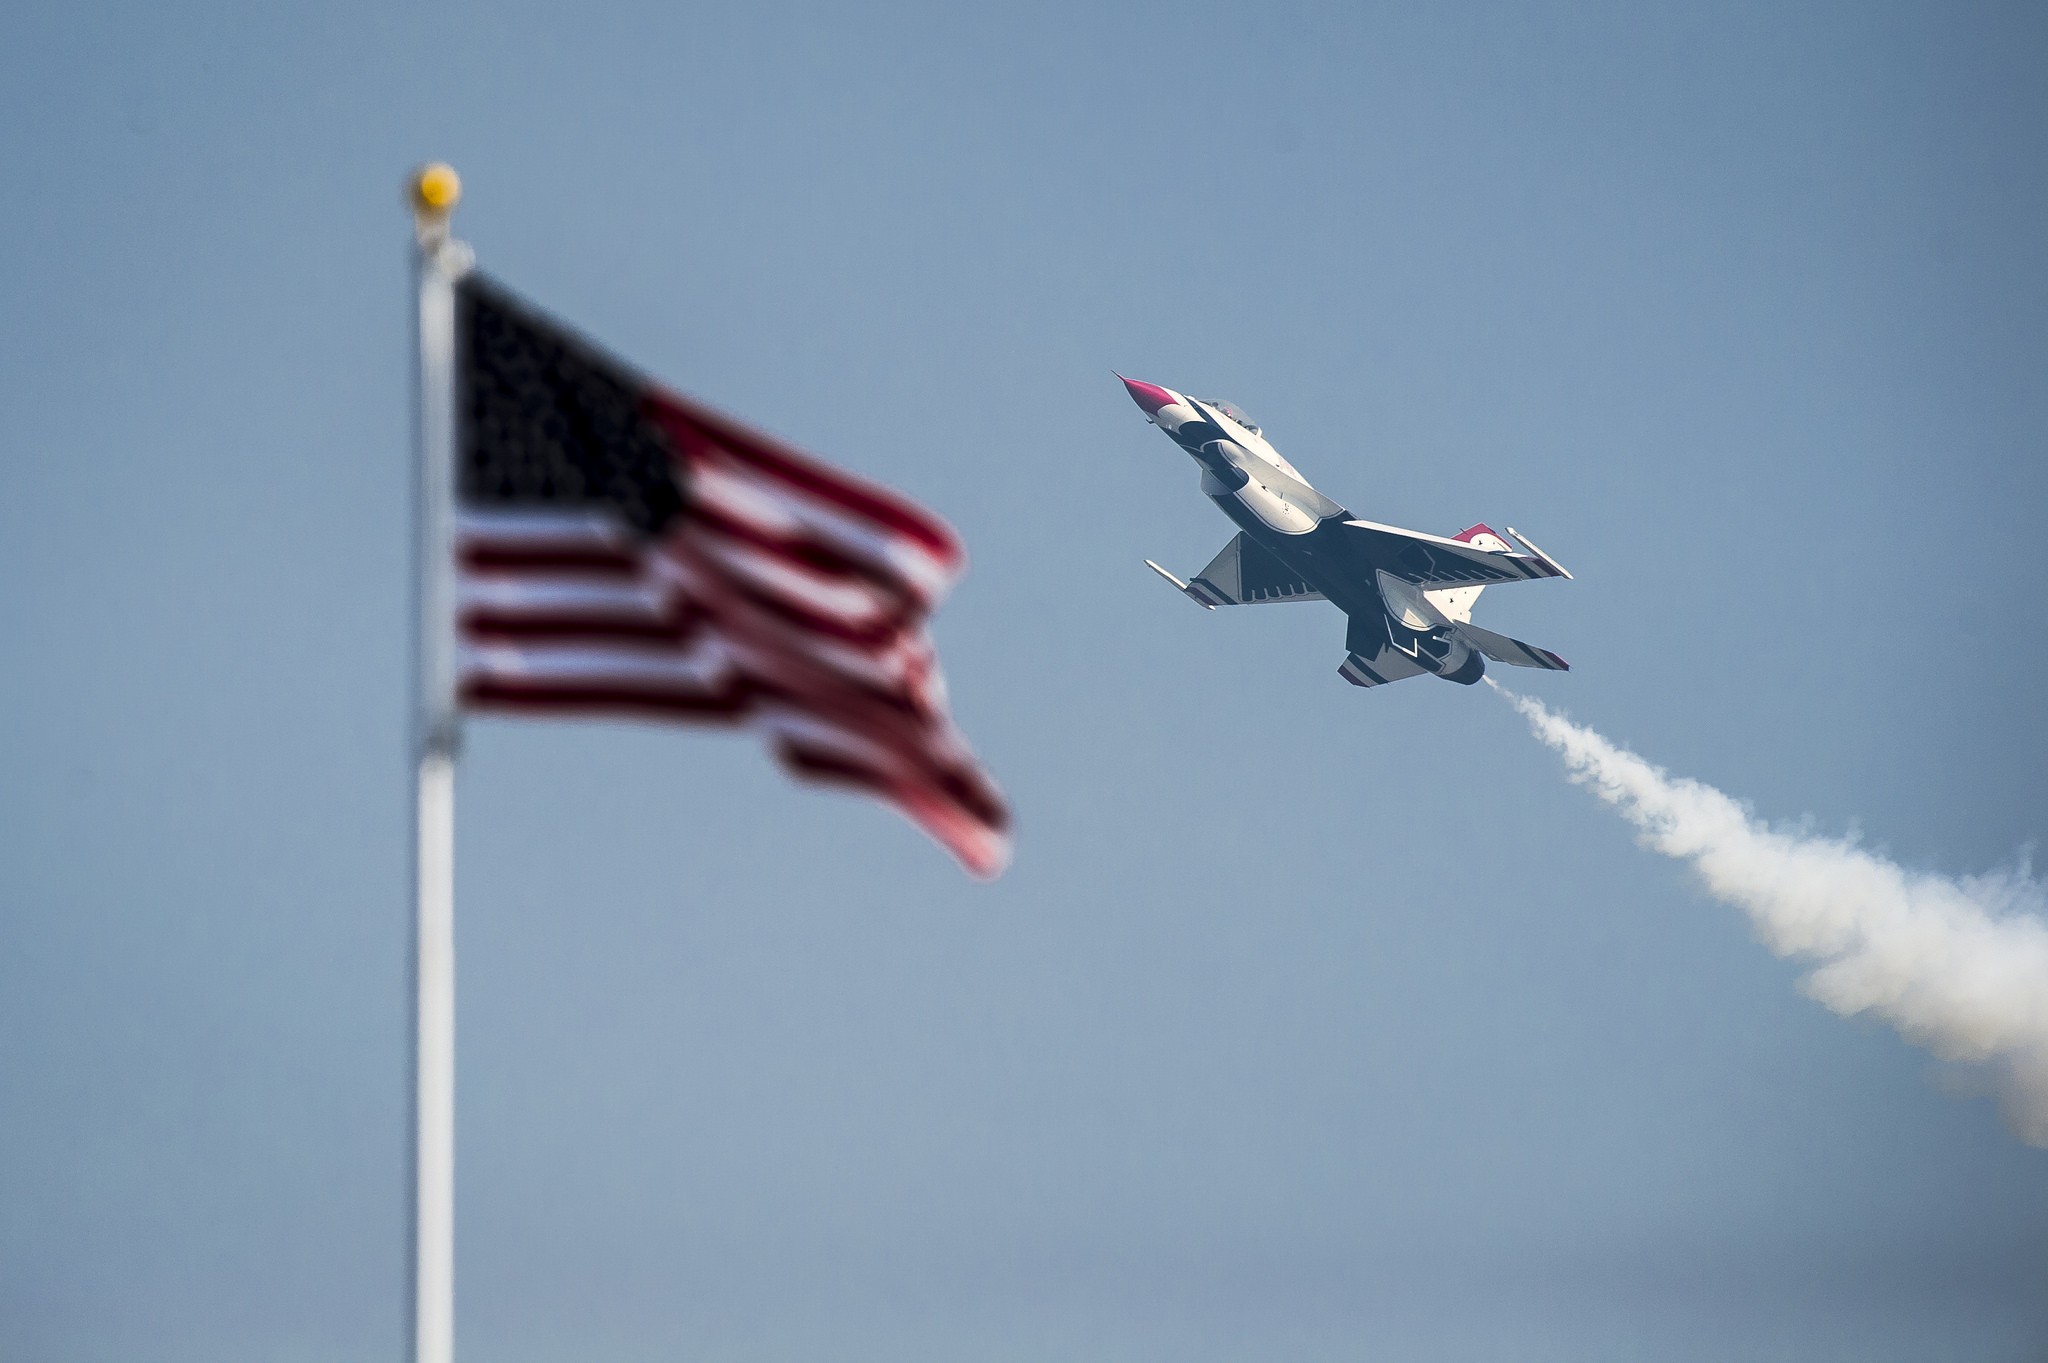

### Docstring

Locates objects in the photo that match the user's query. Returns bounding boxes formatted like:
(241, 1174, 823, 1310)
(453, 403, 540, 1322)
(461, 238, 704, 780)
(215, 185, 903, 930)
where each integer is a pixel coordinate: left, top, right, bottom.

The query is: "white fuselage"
(1147, 391, 1341, 537)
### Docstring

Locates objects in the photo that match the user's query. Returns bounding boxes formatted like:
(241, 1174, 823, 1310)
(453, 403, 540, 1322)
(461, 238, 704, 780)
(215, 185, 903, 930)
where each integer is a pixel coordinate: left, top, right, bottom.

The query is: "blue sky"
(2, 2, 2044, 1359)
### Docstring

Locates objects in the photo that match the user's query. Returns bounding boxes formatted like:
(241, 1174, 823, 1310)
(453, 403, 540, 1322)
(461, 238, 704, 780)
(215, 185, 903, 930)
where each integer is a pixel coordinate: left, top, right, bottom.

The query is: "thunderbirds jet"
(1119, 375, 1572, 689)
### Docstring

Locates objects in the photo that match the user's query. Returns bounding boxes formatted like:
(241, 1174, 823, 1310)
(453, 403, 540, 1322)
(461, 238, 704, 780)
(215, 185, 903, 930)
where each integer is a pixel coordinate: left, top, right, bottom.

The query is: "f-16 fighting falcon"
(1119, 375, 1573, 689)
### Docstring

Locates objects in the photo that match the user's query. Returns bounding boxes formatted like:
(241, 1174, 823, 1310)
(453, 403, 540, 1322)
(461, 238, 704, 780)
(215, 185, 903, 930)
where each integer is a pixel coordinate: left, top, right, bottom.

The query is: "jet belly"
(1152, 395, 1342, 535)
(1218, 510, 1484, 685)
(1207, 495, 1379, 617)
(1213, 464, 1319, 534)
(1176, 421, 1449, 649)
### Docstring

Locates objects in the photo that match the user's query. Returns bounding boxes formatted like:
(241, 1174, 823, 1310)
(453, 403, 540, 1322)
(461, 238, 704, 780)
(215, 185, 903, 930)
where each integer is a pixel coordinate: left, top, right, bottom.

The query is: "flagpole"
(409, 163, 467, 1363)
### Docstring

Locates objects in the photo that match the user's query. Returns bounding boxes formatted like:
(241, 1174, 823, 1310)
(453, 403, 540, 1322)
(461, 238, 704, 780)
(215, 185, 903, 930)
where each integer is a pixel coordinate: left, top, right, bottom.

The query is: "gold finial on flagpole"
(409, 163, 462, 248)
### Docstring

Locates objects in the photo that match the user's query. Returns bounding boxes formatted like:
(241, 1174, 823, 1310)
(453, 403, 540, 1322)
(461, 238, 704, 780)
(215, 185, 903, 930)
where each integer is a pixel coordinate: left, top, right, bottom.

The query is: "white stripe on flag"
(461, 639, 732, 685)
(691, 460, 956, 602)
(456, 508, 629, 546)
(459, 576, 672, 615)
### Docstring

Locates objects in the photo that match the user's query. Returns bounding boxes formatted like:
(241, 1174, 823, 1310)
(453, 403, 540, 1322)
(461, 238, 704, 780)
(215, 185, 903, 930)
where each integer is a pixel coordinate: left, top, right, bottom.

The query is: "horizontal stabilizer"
(1338, 648, 1429, 688)
(1453, 621, 1569, 671)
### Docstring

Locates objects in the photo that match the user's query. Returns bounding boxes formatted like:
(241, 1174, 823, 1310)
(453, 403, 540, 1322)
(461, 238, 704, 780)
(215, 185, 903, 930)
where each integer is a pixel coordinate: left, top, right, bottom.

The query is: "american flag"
(451, 273, 1010, 877)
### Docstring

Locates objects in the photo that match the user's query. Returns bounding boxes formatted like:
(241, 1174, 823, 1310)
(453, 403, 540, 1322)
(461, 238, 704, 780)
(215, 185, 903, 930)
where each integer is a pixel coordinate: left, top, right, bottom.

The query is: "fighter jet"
(1119, 375, 1572, 689)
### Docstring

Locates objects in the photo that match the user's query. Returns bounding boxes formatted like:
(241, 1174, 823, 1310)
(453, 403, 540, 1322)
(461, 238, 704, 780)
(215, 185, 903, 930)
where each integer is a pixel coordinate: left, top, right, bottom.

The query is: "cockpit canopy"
(1197, 398, 1260, 437)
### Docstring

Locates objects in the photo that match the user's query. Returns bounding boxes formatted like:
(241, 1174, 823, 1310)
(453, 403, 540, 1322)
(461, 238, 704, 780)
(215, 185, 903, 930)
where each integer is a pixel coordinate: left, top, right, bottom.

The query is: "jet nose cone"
(1116, 373, 1175, 417)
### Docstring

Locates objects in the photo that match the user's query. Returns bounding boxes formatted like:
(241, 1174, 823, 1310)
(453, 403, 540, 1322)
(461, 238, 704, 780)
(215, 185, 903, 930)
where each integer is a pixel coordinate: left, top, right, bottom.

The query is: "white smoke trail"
(1490, 681, 2048, 1146)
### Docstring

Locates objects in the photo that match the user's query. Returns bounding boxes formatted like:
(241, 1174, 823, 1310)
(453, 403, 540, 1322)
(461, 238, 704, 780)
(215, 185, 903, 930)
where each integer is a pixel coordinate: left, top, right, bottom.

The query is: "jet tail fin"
(1452, 620, 1569, 671)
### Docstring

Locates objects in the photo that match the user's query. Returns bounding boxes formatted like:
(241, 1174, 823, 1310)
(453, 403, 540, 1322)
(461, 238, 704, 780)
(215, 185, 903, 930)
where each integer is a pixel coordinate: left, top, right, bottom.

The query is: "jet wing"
(1452, 621, 1570, 671)
(1147, 532, 1325, 608)
(1341, 519, 1569, 590)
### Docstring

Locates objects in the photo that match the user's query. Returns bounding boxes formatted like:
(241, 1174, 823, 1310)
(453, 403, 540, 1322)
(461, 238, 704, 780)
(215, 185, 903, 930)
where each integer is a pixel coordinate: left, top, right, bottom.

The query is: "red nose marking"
(1116, 374, 1175, 416)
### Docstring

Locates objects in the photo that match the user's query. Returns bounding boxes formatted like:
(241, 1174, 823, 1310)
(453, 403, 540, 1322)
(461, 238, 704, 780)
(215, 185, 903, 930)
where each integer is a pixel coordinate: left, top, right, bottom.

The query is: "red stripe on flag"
(460, 608, 708, 645)
(643, 390, 963, 566)
(462, 677, 751, 720)
(688, 501, 924, 607)
(460, 544, 642, 575)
